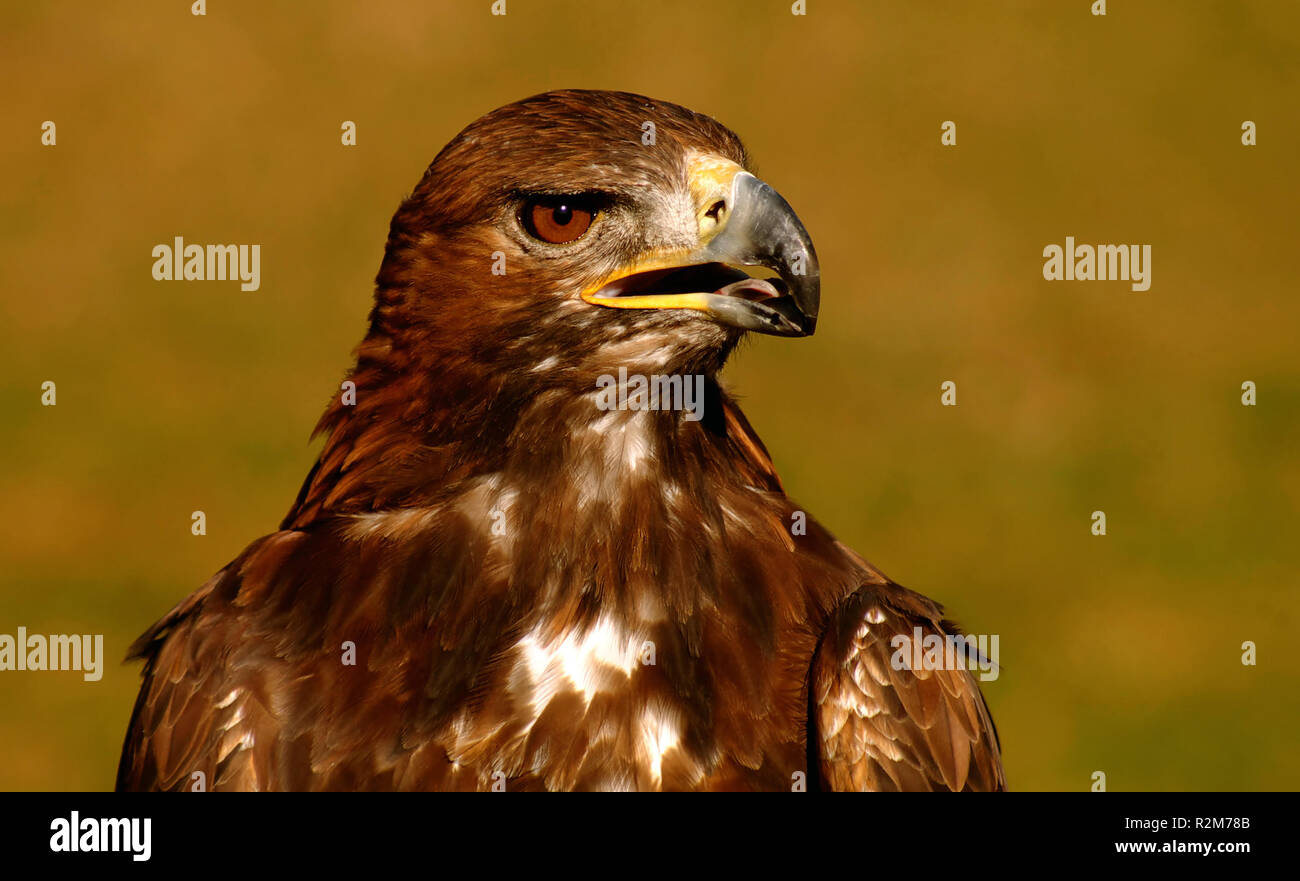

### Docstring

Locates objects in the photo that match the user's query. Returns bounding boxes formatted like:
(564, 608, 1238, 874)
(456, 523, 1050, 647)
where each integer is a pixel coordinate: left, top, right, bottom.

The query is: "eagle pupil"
(552, 205, 573, 225)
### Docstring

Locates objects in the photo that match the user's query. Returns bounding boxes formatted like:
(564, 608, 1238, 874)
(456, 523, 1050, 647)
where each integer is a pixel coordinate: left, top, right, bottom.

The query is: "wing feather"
(811, 577, 1006, 792)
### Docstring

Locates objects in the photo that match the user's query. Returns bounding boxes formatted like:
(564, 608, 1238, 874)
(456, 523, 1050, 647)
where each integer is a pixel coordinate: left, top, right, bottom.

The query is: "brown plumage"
(117, 90, 1005, 791)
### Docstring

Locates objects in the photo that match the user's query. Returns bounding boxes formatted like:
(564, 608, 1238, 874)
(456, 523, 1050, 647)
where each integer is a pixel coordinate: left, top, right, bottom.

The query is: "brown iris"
(523, 198, 595, 244)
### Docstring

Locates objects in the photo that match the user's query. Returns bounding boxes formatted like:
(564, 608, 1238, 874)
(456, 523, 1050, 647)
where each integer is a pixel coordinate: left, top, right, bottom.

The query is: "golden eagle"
(117, 90, 1004, 791)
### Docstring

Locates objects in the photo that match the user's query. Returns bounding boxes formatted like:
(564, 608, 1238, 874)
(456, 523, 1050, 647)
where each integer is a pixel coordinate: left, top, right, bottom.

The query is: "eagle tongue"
(714, 276, 781, 303)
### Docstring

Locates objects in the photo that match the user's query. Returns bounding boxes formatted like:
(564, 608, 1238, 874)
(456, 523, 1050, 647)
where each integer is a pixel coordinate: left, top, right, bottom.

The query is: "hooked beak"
(581, 156, 820, 337)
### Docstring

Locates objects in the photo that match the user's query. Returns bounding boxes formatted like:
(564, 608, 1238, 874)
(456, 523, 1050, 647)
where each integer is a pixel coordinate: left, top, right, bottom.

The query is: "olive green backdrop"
(1, 0, 1296, 790)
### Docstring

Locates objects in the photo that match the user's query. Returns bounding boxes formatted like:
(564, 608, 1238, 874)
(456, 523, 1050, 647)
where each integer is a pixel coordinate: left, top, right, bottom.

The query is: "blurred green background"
(1, 0, 1296, 791)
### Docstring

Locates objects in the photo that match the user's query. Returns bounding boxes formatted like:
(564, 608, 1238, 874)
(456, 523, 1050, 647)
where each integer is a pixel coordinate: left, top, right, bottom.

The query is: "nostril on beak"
(704, 200, 726, 222)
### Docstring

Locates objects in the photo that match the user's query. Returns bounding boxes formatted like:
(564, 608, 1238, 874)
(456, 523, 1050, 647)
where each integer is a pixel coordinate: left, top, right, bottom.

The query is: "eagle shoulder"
(810, 565, 1007, 792)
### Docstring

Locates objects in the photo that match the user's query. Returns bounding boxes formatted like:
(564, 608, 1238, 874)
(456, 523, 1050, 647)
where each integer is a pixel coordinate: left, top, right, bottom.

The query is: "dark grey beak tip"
(769, 264, 819, 336)
(765, 286, 819, 337)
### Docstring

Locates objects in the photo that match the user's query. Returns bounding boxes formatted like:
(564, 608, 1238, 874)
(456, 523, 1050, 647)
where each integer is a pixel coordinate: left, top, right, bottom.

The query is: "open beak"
(581, 157, 820, 337)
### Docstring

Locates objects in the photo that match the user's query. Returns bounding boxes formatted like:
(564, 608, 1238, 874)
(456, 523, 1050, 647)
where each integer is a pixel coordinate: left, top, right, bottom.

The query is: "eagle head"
(285, 90, 819, 523)
(371, 89, 819, 383)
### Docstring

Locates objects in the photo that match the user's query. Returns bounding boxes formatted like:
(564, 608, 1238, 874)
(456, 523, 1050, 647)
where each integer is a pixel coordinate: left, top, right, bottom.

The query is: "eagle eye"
(521, 196, 597, 245)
